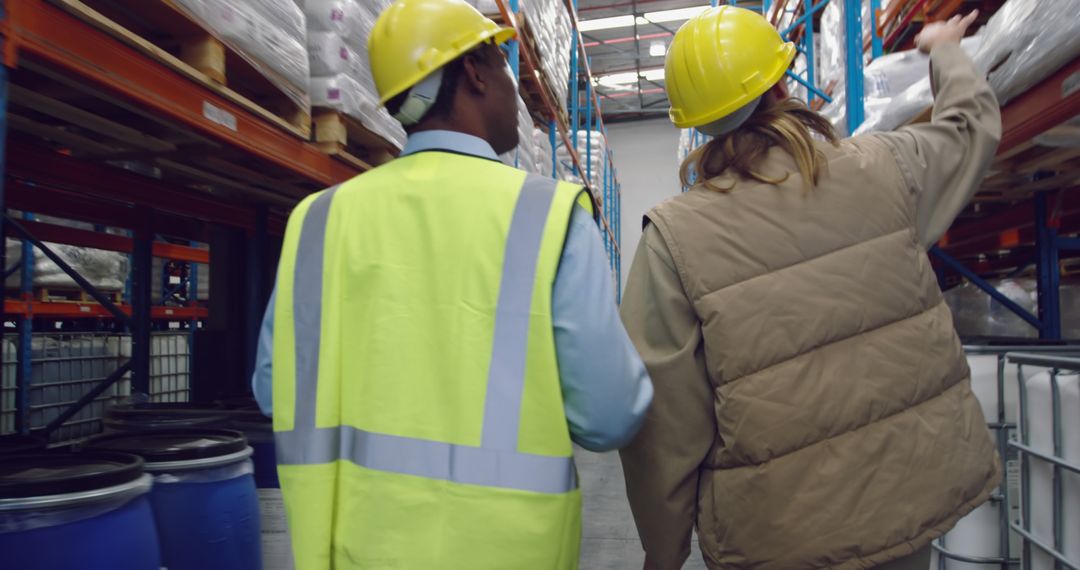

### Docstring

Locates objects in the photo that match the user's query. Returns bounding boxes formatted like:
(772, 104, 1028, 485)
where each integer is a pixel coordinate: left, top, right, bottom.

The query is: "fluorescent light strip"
(595, 68, 666, 87)
(579, 4, 709, 32)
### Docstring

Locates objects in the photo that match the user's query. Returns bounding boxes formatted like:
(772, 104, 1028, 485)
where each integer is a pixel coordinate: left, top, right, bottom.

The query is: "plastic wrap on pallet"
(305, 0, 405, 150)
(854, 37, 981, 135)
(310, 74, 405, 148)
(501, 95, 540, 173)
(307, 31, 350, 77)
(520, 0, 572, 111)
(816, 0, 875, 135)
(858, 0, 1080, 135)
(4, 239, 129, 292)
(1034, 115, 1080, 148)
(172, 0, 311, 111)
(943, 279, 1039, 338)
(972, 0, 1080, 106)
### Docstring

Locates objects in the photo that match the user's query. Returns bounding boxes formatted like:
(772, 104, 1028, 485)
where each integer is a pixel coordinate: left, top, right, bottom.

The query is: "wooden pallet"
(30, 287, 124, 304)
(313, 111, 399, 171)
(54, 0, 311, 139)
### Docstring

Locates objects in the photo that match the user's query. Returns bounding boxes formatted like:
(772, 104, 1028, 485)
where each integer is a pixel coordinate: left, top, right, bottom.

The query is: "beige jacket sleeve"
(618, 225, 715, 570)
(874, 42, 1002, 247)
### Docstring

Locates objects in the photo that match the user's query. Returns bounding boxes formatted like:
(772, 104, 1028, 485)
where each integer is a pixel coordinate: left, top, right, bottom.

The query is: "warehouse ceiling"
(579, 0, 764, 122)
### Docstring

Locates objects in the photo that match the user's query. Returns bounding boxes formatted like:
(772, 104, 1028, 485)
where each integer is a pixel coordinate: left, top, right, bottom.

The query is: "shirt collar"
(400, 130, 501, 162)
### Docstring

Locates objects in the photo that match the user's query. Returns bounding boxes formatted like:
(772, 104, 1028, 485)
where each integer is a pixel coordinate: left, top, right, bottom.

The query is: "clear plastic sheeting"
(944, 278, 1080, 339)
(4, 240, 129, 292)
(972, 0, 1080, 106)
(0, 474, 153, 534)
(857, 0, 1080, 134)
(854, 37, 982, 135)
(520, 0, 573, 111)
(150, 456, 255, 484)
(501, 95, 541, 173)
(556, 130, 607, 190)
(309, 74, 406, 148)
(171, 0, 311, 111)
(1034, 114, 1080, 148)
(304, 0, 405, 150)
(817, 0, 873, 135)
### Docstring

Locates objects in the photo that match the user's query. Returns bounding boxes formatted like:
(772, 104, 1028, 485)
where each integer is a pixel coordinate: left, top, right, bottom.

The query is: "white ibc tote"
(932, 346, 1075, 570)
(1014, 356, 1080, 570)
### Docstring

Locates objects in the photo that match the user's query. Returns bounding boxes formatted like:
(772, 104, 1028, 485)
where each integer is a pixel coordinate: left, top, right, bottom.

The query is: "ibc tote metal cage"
(0, 331, 191, 443)
(935, 346, 1080, 570)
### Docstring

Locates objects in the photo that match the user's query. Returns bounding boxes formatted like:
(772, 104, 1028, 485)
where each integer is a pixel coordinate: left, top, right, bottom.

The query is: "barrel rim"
(82, 428, 249, 462)
(0, 451, 145, 499)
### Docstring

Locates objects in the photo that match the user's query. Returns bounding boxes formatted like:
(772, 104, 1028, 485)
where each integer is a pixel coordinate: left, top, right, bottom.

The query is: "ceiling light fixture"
(578, 4, 709, 32)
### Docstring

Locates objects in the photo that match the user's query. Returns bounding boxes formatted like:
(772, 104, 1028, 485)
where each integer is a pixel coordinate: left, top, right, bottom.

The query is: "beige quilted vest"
(647, 136, 1000, 569)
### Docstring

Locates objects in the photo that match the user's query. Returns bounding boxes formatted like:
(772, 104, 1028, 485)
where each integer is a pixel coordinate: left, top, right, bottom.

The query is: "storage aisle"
(577, 449, 708, 569)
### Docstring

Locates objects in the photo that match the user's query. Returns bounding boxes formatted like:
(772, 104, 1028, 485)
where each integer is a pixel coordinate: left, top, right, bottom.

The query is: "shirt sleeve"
(252, 287, 275, 417)
(873, 43, 1002, 247)
(618, 224, 715, 570)
(553, 205, 654, 452)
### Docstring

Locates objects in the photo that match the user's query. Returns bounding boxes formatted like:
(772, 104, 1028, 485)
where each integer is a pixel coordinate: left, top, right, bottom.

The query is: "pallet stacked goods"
(557, 130, 606, 191)
(304, 0, 407, 161)
(520, 0, 573, 112)
(853, 0, 1080, 134)
(502, 95, 542, 173)
(171, 0, 313, 127)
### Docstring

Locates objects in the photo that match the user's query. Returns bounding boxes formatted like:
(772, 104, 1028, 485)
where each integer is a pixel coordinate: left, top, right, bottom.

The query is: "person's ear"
(461, 53, 488, 96)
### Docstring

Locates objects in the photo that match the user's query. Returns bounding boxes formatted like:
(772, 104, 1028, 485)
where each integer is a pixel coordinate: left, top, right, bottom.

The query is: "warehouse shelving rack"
(0, 0, 367, 438)
(1, 0, 627, 439)
(495, 0, 624, 294)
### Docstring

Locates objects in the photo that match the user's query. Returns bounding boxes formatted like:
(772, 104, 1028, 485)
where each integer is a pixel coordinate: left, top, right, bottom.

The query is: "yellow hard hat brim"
(377, 26, 517, 105)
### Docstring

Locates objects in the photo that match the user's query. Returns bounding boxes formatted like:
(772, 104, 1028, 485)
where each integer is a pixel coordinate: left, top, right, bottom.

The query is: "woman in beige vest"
(620, 7, 1002, 570)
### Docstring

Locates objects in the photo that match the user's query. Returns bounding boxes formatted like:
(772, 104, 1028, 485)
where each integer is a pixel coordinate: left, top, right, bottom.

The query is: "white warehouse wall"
(607, 118, 682, 289)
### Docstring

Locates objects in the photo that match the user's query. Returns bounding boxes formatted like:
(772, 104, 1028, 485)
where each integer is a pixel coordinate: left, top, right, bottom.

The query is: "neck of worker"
(406, 112, 498, 153)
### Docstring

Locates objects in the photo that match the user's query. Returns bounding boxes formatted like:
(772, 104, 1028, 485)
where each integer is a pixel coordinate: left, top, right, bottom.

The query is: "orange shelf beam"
(4, 300, 208, 320)
(2, 0, 357, 188)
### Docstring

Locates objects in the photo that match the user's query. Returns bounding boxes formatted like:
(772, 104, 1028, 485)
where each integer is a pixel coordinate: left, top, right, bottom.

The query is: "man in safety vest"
(250, 0, 653, 567)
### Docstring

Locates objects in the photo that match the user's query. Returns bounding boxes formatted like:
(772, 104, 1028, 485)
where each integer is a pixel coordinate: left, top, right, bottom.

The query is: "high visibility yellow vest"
(272, 151, 590, 569)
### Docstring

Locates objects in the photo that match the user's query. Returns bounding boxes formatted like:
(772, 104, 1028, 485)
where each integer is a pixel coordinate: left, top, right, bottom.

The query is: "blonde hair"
(679, 97, 840, 192)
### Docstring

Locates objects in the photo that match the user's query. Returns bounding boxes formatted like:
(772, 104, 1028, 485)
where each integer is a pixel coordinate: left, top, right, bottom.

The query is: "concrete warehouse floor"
(576, 449, 709, 569)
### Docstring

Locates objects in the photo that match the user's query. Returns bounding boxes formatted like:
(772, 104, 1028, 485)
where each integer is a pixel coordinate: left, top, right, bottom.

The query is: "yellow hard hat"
(369, 0, 516, 105)
(665, 6, 796, 129)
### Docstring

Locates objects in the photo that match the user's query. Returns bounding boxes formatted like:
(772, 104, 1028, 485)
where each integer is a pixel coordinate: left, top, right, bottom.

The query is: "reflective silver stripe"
(481, 174, 557, 450)
(277, 176, 576, 495)
(276, 426, 576, 494)
(291, 187, 339, 446)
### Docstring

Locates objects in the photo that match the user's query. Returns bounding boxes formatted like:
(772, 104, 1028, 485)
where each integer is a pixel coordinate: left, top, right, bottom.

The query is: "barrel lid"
(0, 452, 144, 498)
(0, 434, 48, 455)
(84, 429, 248, 462)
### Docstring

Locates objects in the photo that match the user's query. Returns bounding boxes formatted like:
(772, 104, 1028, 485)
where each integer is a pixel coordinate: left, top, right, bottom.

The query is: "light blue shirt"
(252, 130, 652, 451)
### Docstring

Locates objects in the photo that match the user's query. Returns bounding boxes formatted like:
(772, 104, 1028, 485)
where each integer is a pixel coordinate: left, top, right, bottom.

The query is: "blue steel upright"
(17, 212, 33, 434)
(844, 0, 865, 134)
(803, 0, 816, 105)
(1035, 193, 1062, 339)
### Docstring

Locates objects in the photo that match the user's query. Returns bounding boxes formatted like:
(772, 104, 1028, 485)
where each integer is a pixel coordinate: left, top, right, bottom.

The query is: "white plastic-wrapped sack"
(305, 0, 364, 40)
(855, 37, 982, 134)
(173, 0, 310, 109)
(308, 31, 351, 76)
(973, 0, 1080, 105)
(311, 74, 405, 148)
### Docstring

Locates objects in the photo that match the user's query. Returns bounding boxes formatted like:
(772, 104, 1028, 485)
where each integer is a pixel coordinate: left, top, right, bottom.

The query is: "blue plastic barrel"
(86, 429, 262, 570)
(0, 451, 161, 570)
